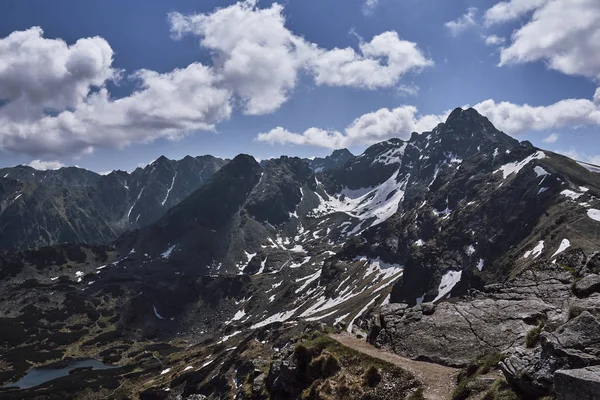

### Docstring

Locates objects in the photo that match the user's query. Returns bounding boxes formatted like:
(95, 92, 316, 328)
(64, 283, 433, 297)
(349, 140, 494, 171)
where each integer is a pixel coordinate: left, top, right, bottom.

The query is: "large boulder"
(501, 312, 600, 396)
(574, 274, 600, 297)
(555, 366, 600, 400)
(371, 268, 572, 367)
(372, 297, 556, 367)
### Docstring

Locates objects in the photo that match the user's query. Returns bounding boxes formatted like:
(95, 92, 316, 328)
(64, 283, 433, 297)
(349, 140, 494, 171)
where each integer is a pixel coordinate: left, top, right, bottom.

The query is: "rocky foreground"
(368, 248, 600, 399)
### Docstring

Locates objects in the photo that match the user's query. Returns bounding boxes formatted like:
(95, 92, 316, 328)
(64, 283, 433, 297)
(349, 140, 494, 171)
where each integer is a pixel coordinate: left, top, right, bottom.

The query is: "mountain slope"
(1, 107, 600, 398)
(0, 155, 227, 251)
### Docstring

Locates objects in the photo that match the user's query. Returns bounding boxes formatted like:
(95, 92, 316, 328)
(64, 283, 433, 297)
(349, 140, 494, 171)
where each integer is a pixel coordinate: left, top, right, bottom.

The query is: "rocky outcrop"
(501, 311, 600, 396)
(370, 253, 600, 396)
(574, 274, 600, 297)
(555, 366, 600, 400)
(371, 266, 573, 367)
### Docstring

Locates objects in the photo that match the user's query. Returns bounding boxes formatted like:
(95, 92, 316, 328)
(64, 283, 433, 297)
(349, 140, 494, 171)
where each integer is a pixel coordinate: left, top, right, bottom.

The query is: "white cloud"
(169, 1, 432, 112)
(258, 88, 600, 149)
(542, 133, 559, 143)
(0, 59, 232, 157)
(486, 0, 600, 80)
(0, 27, 119, 121)
(472, 93, 600, 134)
(28, 159, 65, 170)
(445, 8, 478, 37)
(309, 31, 433, 89)
(1, 1, 430, 157)
(256, 106, 446, 149)
(484, 0, 549, 26)
(484, 35, 505, 46)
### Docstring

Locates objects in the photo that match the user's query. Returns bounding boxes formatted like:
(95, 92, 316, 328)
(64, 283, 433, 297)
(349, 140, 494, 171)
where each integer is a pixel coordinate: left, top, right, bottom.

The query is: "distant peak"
(154, 155, 170, 164)
(446, 107, 484, 123)
(330, 148, 353, 158)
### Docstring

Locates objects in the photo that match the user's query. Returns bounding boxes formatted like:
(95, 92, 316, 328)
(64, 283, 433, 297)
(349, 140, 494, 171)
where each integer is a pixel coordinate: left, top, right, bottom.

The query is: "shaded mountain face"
(0, 155, 227, 252)
(307, 148, 355, 173)
(1, 107, 600, 398)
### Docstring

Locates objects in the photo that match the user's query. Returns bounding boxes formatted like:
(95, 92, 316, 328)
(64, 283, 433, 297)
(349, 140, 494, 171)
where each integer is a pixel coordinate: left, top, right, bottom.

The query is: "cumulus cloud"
(0, 27, 231, 157)
(169, 1, 432, 113)
(484, 0, 548, 26)
(0, 27, 119, 120)
(309, 32, 432, 89)
(542, 133, 559, 143)
(28, 159, 65, 170)
(256, 106, 446, 149)
(445, 8, 478, 36)
(0, 57, 232, 156)
(472, 94, 600, 134)
(0, 1, 430, 157)
(485, 0, 600, 80)
(258, 88, 600, 149)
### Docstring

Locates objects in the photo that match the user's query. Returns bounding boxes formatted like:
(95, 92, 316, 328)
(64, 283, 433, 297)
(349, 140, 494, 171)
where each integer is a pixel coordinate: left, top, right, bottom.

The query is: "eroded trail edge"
(329, 333, 459, 400)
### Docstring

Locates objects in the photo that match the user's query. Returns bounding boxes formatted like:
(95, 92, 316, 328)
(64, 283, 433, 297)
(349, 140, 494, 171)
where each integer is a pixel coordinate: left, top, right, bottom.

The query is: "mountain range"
(1, 108, 600, 399)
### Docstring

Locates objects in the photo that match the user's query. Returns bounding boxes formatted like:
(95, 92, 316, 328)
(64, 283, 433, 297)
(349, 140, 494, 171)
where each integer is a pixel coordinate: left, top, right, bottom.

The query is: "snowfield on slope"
(494, 151, 545, 179)
(312, 169, 409, 229)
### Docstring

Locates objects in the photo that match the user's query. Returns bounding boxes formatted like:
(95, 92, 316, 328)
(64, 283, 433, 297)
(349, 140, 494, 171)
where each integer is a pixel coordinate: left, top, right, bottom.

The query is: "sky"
(0, 0, 599, 173)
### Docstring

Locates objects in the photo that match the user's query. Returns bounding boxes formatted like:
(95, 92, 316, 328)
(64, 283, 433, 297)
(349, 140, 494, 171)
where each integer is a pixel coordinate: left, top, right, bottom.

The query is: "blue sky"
(0, 0, 598, 172)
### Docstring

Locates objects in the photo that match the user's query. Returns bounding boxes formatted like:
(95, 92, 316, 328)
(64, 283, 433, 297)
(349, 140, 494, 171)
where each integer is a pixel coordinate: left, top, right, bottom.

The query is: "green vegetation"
(291, 332, 422, 400)
(526, 322, 544, 348)
(481, 378, 520, 400)
(452, 353, 507, 400)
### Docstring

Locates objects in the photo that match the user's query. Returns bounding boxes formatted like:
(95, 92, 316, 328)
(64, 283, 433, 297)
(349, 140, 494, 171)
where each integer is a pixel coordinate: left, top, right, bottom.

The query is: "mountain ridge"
(1, 107, 600, 398)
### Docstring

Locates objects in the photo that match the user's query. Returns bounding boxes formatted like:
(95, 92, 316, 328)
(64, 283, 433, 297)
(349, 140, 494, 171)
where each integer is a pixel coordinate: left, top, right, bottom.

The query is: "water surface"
(4, 359, 117, 390)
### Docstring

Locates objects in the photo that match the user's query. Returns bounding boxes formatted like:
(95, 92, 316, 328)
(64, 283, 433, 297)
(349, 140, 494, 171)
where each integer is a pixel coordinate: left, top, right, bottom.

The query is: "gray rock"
(574, 274, 600, 297)
(374, 297, 555, 367)
(501, 312, 600, 396)
(252, 373, 266, 394)
(555, 366, 600, 400)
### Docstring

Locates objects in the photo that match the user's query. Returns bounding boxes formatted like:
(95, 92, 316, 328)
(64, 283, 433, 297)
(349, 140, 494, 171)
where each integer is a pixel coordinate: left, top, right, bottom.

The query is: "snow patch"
(551, 239, 571, 258)
(466, 245, 476, 256)
(295, 270, 322, 294)
(161, 172, 177, 206)
(433, 270, 462, 303)
(476, 259, 484, 272)
(524, 240, 544, 259)
(534, 166, 549, 177)
(312, 170, 409, 230)
(494, 151, 546, 179)
(251, 308, 299, 329)
(217, 330, 241, 344)
(161, 245, 176, 259)
(153, 305, 165, 320)
(587, 209, 600, 222)
(561, 190, 583, 200)
(347, 298, 377, 333)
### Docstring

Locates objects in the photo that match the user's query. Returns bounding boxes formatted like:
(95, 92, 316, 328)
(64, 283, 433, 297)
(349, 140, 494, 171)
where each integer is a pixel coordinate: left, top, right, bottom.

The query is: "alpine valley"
(1, 108, 600, 399)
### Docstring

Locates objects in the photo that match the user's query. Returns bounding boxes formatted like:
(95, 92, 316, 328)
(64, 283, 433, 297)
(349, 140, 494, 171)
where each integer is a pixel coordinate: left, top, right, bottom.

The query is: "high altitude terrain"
(1, 108, 600, 399)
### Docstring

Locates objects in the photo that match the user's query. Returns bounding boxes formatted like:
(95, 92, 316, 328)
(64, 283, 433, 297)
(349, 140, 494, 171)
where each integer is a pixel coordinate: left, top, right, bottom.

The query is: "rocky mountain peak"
(330, 148, 353, 160)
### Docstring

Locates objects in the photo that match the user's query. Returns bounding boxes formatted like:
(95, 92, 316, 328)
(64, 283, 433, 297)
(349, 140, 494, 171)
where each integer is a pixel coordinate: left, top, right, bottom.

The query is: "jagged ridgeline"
(1, 108, 600, 399)
(0, 155, 228, 252)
